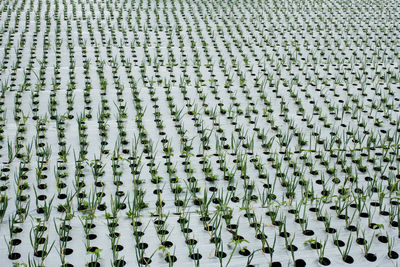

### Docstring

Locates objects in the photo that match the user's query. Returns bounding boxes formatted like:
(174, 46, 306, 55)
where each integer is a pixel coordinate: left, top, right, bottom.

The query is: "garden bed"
(0, 0, 399, 266)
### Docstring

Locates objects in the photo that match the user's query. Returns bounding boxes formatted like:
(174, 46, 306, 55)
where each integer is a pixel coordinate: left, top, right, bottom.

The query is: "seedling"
(337, 234, 353, 263)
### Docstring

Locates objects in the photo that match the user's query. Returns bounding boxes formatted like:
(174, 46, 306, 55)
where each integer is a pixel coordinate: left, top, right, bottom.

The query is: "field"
(0, 0, 400, 266)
